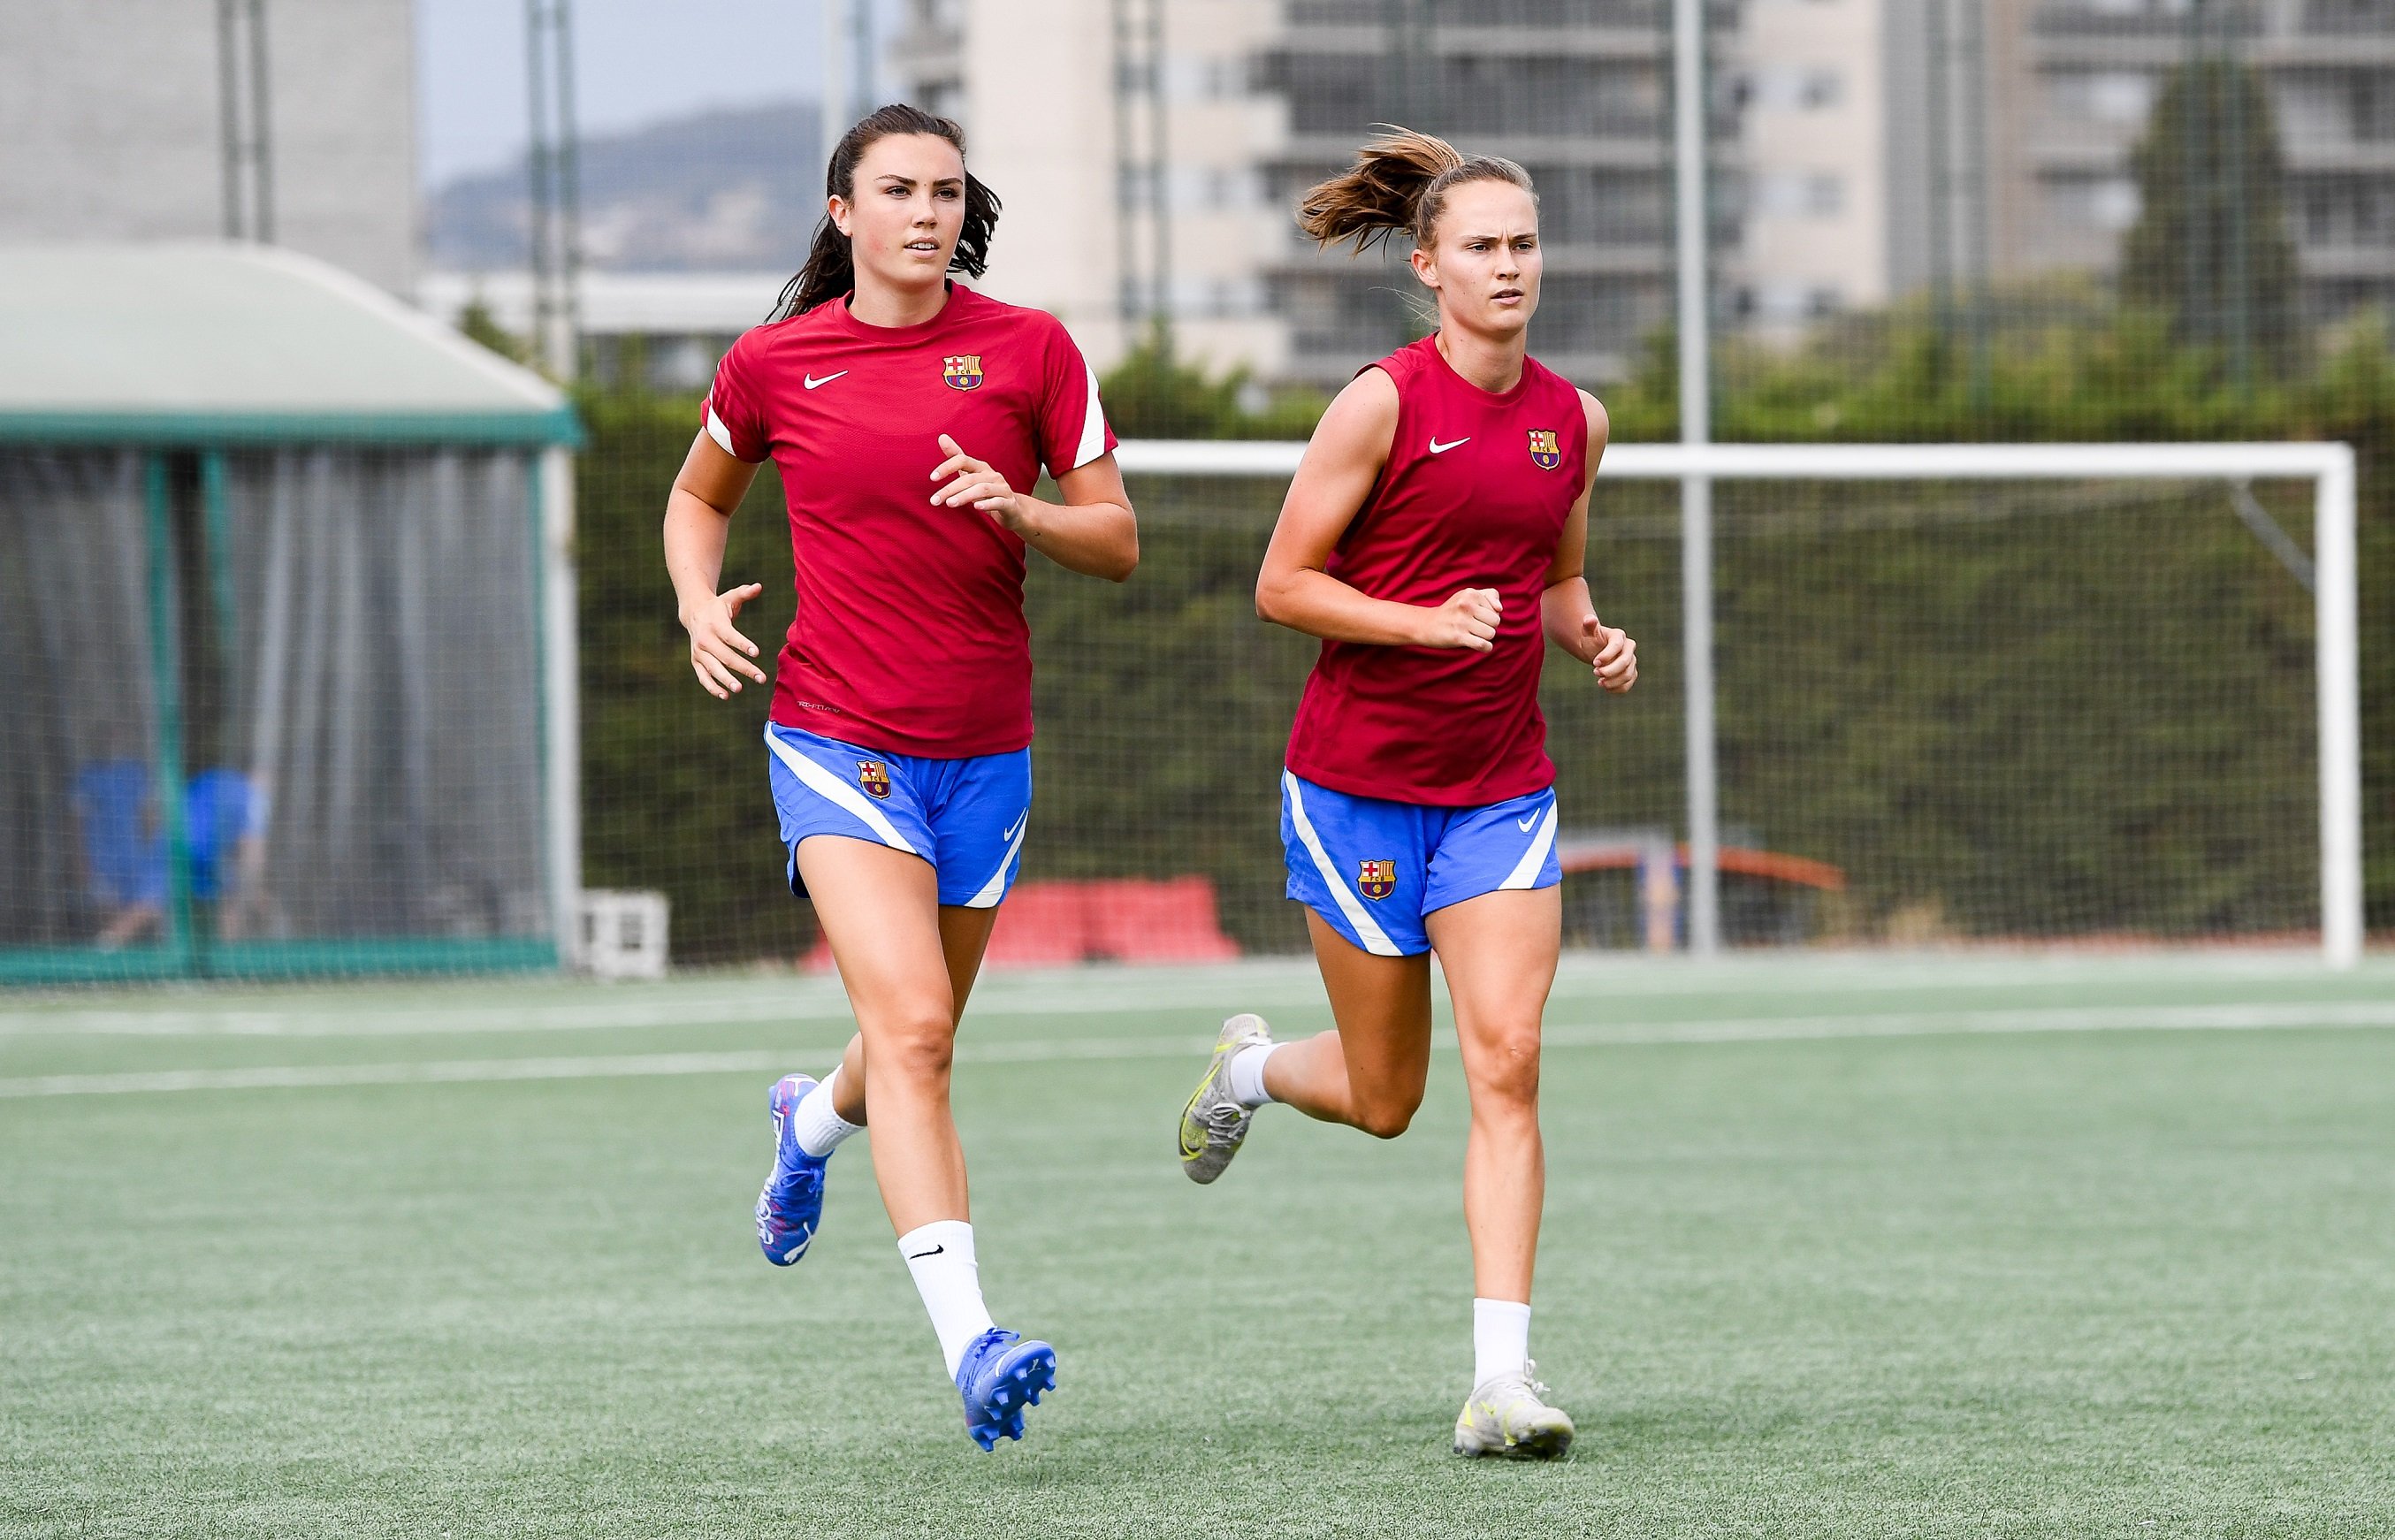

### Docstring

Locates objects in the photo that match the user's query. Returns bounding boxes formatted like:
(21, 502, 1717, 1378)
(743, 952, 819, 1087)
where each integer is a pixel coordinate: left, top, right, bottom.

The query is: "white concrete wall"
(959, 0, 1125, 355)
(0, 0, 417, 295)
(1733, 0, 1890, 337)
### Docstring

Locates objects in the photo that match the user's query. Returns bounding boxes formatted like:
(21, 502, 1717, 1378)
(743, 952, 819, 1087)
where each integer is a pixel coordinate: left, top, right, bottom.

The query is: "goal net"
(1014, 438, 2358, 964)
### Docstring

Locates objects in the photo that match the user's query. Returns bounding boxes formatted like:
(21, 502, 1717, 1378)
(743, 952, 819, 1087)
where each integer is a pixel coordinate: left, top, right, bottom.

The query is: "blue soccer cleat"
(954, 1327, 1057, 1451)
(754, 1073, 829, 1265)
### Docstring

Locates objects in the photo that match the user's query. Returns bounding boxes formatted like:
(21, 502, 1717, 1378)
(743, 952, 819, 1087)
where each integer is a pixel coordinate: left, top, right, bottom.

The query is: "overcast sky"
(415, 0, 832, 189)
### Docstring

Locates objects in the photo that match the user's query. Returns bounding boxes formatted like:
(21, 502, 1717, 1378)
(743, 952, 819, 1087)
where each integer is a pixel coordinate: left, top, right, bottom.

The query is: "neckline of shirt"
(825, 280, 974, 342)
(1421, 333, 1537, 408)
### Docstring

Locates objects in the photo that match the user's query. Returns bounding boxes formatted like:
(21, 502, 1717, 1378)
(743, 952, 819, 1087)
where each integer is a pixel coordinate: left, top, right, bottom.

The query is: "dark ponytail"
(767, 103, 1002, 321)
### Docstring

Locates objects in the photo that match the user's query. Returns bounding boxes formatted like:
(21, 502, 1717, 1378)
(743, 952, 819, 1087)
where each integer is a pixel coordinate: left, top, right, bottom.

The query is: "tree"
(2119, 51, 2301, 384)
(1097, 324, 1324, 440)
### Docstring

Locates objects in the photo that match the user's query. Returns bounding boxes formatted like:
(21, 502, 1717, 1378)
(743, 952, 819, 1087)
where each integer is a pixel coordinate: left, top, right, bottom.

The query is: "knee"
(1353, 1087, 1424, 1140)
(1469, 1030, 1543, 1111)
(864, 1008, 957, 1087)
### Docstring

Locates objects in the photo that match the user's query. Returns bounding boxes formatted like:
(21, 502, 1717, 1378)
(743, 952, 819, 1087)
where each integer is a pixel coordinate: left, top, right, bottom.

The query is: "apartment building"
(890, 0, 1696, 385)
(889, 0, 1287, 377)
(1262, 2, 1705, 386)
(1731, 0, 1892, 334)
(2001, 0, 2395, 322)
(889, 0, 2394, 385)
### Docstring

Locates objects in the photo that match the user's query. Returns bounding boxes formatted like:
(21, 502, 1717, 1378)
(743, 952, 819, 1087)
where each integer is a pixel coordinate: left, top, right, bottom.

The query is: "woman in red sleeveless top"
(1174, 129, 1638, 1459)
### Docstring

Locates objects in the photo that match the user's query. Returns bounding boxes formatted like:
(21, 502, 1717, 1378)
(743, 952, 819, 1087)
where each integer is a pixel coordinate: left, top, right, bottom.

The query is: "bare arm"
(930, 436, 1139, 582)
(1538, 392, 1637, 692)
(664, 431, 770, 699)
(1255, 370, 1504, 651)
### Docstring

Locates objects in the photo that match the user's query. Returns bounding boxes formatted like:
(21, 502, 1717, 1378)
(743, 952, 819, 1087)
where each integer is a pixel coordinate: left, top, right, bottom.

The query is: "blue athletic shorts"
(765, 722, 1031, 909)
(1280, 770, 1561, 957)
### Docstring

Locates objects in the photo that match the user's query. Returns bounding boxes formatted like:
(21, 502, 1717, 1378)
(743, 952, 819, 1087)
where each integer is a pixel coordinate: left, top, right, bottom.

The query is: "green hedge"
(573, 313, 2394, 961)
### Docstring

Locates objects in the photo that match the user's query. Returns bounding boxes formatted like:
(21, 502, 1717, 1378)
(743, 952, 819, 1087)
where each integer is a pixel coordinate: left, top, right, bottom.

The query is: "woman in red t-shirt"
(1175, 129, 1638, 1460)
(662, 104, 1137, 1451)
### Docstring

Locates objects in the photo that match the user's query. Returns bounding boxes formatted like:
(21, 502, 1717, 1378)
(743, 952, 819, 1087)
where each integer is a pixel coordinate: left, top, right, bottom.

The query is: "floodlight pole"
(526, 0, 582, 379)
(1672, 0, 1721, 956)
(821, 0, 874, 149)
(821, 2, 849, 156)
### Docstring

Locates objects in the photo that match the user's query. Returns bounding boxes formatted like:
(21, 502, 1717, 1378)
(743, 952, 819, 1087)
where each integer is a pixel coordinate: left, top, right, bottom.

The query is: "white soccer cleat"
(1453, 1364, 1575, 1460)
(1177, 1012, 1273, 1185)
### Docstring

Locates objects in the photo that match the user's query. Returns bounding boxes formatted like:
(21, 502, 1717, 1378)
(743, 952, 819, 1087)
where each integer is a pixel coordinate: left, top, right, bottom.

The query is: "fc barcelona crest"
(858, 760, 893, 799)
(942, 355, 984, 391)
(1527, 429, 1562, 470)
(1358, 859, 1398, 902)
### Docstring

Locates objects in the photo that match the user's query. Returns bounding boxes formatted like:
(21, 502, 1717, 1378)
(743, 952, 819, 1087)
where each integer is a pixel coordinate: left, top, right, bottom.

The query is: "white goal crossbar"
(1114, 439, 2363, 968)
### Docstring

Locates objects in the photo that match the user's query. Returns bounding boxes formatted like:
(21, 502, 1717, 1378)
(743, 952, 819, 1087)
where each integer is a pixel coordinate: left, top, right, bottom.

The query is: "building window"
(2084, 72, 2156, 126)
(1743, 65, 1843, 112)
(1753, 172, 1843, 217)
(2053, 176, 2143, 233)
(2357, 75, 2395, 141)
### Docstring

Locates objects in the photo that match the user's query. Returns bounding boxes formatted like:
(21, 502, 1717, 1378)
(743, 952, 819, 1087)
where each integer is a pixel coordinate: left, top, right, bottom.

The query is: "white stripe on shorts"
(1282, 772, 1400, 957)
(765, 726, 919, 857)
(1499, 800, 1560, 890)
(961, 810, 1029, 909)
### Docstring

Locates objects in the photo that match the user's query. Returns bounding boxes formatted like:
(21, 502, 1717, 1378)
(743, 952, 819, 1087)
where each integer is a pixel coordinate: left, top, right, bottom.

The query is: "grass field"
(4, 952, 2394, 1537)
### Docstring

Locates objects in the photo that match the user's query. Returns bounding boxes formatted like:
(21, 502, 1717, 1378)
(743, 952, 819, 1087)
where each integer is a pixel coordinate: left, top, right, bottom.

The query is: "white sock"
(1473, 1298, 1532, 1388)
(791, 1068, 863, 1157)
(1225, 1042, 1281, 1108)
(899, 1220, 995, 1377)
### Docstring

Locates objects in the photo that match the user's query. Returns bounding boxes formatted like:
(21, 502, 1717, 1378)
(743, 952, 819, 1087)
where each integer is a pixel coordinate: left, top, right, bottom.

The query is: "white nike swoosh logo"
(1516, 814, 1537, 831)
(804, 371, 848, 390)
(1430, 437, 1469, 454)
(1003, 811, 1028, 841)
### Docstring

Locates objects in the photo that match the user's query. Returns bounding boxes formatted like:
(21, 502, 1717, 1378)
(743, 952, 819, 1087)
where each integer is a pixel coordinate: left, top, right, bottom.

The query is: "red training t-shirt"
(704, 282, 1117, 758)
(1284, 336, 1589, 806)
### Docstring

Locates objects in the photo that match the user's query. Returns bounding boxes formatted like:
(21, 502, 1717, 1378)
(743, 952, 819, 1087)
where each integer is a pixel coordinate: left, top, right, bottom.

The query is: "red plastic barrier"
(801, 876, 1241, 971)
(980, 882, 1098, 967)
(1080, 876, 1242, 964)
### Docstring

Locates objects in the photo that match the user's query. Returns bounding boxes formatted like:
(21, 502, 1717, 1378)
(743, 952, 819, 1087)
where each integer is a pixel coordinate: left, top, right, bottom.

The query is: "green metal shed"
(0, 244, 583, 983)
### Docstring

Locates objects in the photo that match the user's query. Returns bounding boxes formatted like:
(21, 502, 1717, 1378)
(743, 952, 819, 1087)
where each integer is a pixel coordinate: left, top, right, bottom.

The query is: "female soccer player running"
(663, 105, 1135, 1451)
(1175, 129, 1636, 1460)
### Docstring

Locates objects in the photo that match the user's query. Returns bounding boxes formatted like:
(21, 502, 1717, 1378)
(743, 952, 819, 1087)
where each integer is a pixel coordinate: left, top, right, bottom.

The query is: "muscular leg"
(824, 907, 995, 1125)
(1260, 910, 1436, 1139)
(1424, 886, 1560, 1304)
(795, 835, 999, 1236)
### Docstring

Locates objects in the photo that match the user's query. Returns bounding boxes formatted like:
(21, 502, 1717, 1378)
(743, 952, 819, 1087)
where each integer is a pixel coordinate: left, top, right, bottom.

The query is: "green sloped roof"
(0, 244, 577, 445)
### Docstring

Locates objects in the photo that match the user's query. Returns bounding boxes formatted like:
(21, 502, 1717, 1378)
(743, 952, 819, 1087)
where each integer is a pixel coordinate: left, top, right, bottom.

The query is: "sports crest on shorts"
(857, 760, 893, 799)
(942, 355, 984, 391)
(1527, 429, 1562, 470)
(1358, 859, 1397, 901)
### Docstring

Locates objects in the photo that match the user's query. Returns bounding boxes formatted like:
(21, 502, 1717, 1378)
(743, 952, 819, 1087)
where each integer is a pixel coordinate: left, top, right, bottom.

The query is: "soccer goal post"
(1110, 438, 2362, 969)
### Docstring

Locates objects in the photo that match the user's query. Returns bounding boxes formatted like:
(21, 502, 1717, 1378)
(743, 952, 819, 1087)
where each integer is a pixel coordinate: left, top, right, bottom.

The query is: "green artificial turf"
(4, 955, 2392, 1537)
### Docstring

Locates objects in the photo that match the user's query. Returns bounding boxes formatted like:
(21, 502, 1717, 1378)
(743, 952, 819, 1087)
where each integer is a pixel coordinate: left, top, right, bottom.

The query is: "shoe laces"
(1481, 1362, 1552, 1404)
(764, 1163, 820, 1218)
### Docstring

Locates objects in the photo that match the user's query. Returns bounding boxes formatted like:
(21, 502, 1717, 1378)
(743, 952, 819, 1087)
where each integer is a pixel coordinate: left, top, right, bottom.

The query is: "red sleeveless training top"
(1283, 336, 1588, 806)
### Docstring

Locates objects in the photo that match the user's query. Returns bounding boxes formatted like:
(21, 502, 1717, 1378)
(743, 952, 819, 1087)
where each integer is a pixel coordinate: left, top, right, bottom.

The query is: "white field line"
(3, 953, 2377, 1039)
(6, 1000, 2393, 1100)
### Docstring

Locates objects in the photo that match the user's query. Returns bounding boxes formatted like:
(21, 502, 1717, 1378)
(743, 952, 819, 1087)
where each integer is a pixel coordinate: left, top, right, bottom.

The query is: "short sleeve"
(702, 331, 770, 463)
(1034, 316, 1117, 478)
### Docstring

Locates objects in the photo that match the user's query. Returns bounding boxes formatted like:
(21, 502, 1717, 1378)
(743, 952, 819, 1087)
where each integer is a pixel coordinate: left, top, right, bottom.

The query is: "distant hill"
(428, 100, 823, 272)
